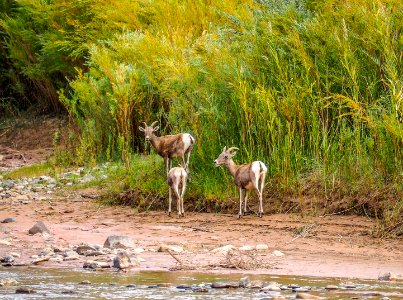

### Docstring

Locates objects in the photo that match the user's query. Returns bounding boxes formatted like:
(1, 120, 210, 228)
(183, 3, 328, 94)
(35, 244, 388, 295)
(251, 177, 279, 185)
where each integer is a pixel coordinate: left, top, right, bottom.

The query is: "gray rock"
(113, 251, 132, 269)
(1, 217, 16, 223)
(76, 244, 96, 255)
(79, 280, 91, 285)
(2, 180, 15, 189)
(211, 282, 239, 288)
(28, 221, 50, 235)
(16, 287, 36, 294)
(83, 261, 110, 269)
(239, 276, 250, 288)
(104, 235, 135, 249)
(1, 255, 14, 263)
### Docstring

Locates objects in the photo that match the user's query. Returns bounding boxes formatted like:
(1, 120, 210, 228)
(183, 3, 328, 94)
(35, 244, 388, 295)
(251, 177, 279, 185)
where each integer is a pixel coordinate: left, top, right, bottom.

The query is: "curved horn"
(222, 146, 227, 152)
(150, 121, 159, 127)
(226, 147, 239, 153)
(142, 121, 147, 127)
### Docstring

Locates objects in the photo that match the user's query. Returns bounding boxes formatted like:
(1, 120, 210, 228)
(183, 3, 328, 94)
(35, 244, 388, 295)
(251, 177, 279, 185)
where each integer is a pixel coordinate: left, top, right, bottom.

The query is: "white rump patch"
(182, 133, 194, 151)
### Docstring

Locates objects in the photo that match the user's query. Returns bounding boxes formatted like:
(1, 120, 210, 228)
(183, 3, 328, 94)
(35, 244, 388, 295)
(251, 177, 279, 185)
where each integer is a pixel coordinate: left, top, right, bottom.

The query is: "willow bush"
(1, 0, 402, 227)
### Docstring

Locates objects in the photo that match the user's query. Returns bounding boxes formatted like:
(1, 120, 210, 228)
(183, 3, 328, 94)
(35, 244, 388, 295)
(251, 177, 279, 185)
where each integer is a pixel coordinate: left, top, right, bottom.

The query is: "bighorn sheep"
(167, 167, 188, 217)
(138, 121, 195, 175)
(214, 146, 267, 218)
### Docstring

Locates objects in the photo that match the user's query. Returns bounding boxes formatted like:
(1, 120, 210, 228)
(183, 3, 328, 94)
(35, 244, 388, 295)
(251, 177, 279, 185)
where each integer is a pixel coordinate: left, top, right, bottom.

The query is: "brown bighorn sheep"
(167, 167, 188, 217)
(214, 146, 267, 218)
(138, 121, 195, 175)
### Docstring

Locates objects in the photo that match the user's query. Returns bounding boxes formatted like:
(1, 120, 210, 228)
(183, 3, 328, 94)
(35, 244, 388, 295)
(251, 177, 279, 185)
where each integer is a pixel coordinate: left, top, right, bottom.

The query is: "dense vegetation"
(1, 0, 402, 231)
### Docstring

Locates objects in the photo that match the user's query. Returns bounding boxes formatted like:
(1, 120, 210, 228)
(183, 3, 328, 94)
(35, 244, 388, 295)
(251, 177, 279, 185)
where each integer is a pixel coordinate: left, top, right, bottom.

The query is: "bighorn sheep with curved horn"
(167, 166, 188, 217)
(138, 121, 196, 175)
(214, 146, 267, 218)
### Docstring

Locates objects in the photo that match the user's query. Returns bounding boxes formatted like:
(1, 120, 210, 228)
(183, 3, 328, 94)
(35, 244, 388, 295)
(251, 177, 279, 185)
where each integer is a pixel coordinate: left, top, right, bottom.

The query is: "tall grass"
(1, 0, 402, 229)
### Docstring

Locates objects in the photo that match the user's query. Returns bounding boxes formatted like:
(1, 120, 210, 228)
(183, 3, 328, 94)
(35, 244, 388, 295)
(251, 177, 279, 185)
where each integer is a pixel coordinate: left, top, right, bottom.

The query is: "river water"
(0, 267, 402, 299)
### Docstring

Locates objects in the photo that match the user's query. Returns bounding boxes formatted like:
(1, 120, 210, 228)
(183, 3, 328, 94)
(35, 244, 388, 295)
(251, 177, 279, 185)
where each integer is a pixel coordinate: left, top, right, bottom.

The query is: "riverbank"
(0, 190, 402, 280)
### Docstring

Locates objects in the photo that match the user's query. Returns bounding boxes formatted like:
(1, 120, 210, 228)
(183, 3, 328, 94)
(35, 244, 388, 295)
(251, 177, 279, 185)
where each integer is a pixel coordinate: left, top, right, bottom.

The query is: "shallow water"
(0, 267, 402, 299)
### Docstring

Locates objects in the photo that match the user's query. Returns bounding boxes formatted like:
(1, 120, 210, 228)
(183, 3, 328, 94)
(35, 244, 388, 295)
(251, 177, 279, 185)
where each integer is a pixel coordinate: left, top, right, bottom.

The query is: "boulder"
(239, 277, 250, 288)
(113, 251, 132, 269)
(1, 217, 16, 223)
(103, 235, 135, 249)
(28, 221, 50, 235)
(76, 244, 97, 255)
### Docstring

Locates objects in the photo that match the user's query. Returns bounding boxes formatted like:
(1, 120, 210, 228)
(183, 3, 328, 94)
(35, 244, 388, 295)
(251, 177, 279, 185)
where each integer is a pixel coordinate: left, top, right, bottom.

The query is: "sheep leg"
(238, 188, 243, 218)
(168, 187, 172, 217)
(243, 191, 248, 215)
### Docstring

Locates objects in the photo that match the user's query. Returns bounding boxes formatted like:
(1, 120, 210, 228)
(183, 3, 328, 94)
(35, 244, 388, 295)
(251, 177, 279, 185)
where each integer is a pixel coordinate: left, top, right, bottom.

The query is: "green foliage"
(4, 162, 53, 179)
(1, 0, 402, 229)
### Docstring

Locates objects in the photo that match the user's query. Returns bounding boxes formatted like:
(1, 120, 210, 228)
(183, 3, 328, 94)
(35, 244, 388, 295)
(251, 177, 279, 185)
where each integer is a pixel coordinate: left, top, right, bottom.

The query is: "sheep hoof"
(237, 214, 241, 219)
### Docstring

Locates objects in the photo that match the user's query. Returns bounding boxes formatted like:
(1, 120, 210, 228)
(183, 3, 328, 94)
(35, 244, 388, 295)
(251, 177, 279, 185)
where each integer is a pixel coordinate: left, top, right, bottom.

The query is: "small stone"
(289, 284, 300, 289)
(255, 244, 269, 251)
(10, 252, 20, 258)
(1, 217, 16, 223)
(239, 245, 255, 251)
(325, 285, 339, 290)
(79, 280, 91, 285)
(239, 276, 250, 288)
(157, 244, 183, 253)
(211, 282, 239, 288)
(211, 244, 236, 255)
(176, 285, 192, 290)
(126, 284, 136, 288)
(272, 250, 285, 257)
(113, 251, 132, 269)
(104, 235, 135, 249)
(76, 244, 96, 255)
(28, 221, 50, 235)
(16, 287, 36, 294)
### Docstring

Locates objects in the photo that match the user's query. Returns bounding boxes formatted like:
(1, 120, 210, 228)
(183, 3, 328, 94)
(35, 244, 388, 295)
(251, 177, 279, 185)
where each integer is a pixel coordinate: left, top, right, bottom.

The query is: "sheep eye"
(224, 155, 228, 159)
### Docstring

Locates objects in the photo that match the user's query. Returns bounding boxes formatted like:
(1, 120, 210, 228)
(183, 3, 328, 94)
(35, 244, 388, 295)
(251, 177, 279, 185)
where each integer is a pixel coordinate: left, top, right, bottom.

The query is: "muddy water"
(0, 267, 402, 299)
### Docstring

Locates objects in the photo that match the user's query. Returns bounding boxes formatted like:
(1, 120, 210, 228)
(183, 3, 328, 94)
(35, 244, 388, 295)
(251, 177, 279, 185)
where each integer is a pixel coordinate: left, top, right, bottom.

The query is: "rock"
(325, 285, 339, 290)
(10, 252, 20, 258)
(288, 284, 300, 289)
(32, 257, 50, 265)
(272, 250, 285, 257)
(15, 287, 36, 294)
(113, 251, 132, 269)
(28, 221, 50, 235)
(294, 287, 311, 292)
(79, 280, 91, 285)
(296, 292, 322, 299)
(378, 272, 403, 282)
(126, 284, 136, 288)
(2, 180, 15, 189)
(211, 244, 236, 255)
(261, 283, 281, 292)
(192, 286, 208, 293)
(239, 276, 250, 288)
(176, 285, 192, 290)
(104, 235, 135, 249)
(157, 244, 183, 253)
(211, 282, 239, 288)
(1, 255, 14, 263)
(343, 282, 356, 289)
(255, 244, 269, 251)
(0, 278, 18, 286)
(1, 217, 16, 223)
(239, 245, 255, 251)
(76, 244, 97, 255)
(63, 250, 79, 261)
(248, 280, 264, 288)
(83, 260, 110, 269)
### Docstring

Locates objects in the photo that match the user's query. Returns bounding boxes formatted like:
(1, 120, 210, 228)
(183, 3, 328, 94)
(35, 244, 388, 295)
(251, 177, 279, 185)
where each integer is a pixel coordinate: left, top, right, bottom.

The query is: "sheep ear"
(153, 126, 159, 131)
(138, 126, 145, 132)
